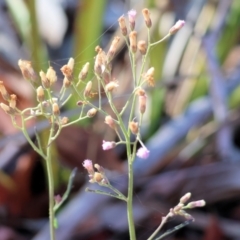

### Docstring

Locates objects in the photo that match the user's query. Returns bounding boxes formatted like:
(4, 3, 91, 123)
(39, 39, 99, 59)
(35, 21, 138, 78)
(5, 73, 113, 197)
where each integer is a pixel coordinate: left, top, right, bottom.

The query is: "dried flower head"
(39, 70, 51, 89)
(46, 67, 57, 86)
(107, 36, 120, 62)
(118, 15, 128, 36)
(0, 81, 9, 101)
(105, 81, 119, 92)
(93, 172, 104, 183)
(18, 59, 37, 81)
(128, 9, 137, 30)
(79, 62, 90, 81)
(129, 31, 137, 53)
(94, 47, 106, 75)
(169, 20, 185, 35)
(137, 40, 147, 55)
(142, 8, 152, 28)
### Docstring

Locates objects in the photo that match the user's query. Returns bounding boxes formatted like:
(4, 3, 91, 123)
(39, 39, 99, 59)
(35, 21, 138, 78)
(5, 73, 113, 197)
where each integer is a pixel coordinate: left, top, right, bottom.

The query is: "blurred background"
(0, 0, 240, 239)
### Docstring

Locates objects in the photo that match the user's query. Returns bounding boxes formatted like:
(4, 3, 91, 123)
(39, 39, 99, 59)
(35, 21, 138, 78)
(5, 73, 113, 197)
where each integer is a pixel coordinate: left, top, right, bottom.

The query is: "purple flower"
(128, 9, 137, 30)
(102, 140, 116, 150)
(128, 9, 136, 22)
(82, 159, 94, 174)
(137, 147, 150, 159)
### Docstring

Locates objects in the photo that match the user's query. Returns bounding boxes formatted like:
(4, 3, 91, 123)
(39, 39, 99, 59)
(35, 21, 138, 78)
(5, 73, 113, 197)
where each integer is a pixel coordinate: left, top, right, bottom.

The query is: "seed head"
(46, 67, 57, 86)
(39, 70, 51, 88)
(36, 86, 45, 102)
(18, 59, 37, 81)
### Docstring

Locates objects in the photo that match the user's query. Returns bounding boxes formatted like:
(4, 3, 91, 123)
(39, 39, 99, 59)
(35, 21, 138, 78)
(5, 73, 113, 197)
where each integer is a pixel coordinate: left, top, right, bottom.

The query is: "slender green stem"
(45, 123, 56, 240)
(126, 143, 136, 240)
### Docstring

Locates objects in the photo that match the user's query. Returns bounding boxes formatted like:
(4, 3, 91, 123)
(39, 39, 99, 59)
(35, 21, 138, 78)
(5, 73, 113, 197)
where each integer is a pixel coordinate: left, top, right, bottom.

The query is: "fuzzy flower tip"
(102, 140, 116, 151)
(128, 9, 136, 22)
(82, 159, 94, 172)
(169, 20, 185, 35)
(137, 147, 150, 159)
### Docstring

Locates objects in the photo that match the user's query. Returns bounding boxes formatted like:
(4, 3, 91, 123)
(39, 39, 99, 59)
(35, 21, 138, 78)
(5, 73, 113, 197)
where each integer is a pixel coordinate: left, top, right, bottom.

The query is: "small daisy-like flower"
(102, 140, 116, 150)
(137, 147, 150, 159)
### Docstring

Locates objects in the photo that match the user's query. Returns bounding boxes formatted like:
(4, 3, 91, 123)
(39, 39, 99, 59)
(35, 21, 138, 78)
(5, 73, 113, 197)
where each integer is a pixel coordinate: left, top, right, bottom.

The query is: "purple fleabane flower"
(102, 140, 116, 150)
(82, 159, 94, 174)
(128, 9, 137, 30)
(137, 147, 150, 159)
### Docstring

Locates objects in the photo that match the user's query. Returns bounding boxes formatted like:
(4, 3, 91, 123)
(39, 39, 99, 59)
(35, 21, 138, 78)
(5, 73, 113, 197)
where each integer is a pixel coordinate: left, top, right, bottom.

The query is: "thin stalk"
(126, 142, 136, 240)
(45, 123, 56, 240)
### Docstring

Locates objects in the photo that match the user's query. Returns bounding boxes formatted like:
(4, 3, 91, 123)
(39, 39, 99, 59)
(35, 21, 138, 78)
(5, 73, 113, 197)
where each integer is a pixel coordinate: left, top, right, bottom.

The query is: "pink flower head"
(128, 9, 137, 30)
(137, 147, 150, 159)
(82, 159, 94, 174)
(169, 20, 185, 35)
(102, 140, 116, 150)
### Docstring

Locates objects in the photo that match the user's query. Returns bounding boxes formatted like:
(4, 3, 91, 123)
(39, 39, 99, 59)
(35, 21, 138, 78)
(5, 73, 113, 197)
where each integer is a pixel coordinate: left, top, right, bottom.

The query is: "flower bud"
(129, 121, 139, 135)
(105, 81, 119, 92)
(36, 86, 45, 102)
(137, 40, 147, 55)
(9, 94, 17, 109)
(128, 9, 137, 31)
(142, 8, 152, 28)
(118, 15, 128, 36)
(0, 103, 14, 115)
(93, 172, 104, 183)
(52, 103, 60, 115)
(94, 47, 106, 75)
(169, 20, 185, 35)
(79, 62, 90, 81)
(39, 70, 51, 88)
(102, 140, 116, 150)
(186, 200, 206, 209)
(0, 81, 10, 101)
(145, 67, 155, 86)
(105, 115, 116, 129)
(46, 67, 57, 86)
(87, 108, 97, 118)
(63, 77, 71, 88)
(18, 59, 37, 81)
(180, 192, 191, 204)
(139, 94, 147, 114)
(107, 36, 120, 61)
(84, 81, 92, 97)
(129, 31, 137, 53)
(61, 116, 69, 125)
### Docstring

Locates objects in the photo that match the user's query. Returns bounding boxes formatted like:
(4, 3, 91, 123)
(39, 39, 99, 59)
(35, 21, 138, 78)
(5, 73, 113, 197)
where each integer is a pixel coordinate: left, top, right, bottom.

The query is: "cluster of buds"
(82, 159, 109, 185)
(169, 192, 206, 220)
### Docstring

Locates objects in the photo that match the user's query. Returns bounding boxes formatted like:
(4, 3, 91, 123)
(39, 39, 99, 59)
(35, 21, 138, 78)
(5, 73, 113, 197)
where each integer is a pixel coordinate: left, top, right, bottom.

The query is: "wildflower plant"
(0, 8, 205, 240)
